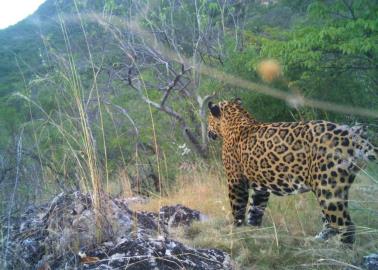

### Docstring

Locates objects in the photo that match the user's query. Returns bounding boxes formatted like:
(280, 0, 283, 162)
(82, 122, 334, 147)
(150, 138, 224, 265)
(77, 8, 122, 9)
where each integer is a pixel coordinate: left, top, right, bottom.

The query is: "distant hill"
(0, 0, 56, 96)
(0, 0, 117, 98)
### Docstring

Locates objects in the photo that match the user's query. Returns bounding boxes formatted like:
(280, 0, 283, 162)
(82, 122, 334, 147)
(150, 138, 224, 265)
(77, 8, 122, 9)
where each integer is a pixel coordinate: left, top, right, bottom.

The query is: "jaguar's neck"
(220, 109, 258, 138)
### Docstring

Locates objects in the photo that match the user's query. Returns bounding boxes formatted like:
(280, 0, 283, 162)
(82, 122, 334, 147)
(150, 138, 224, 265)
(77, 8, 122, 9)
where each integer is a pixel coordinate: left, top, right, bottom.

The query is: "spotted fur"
(208, 98, 378, 244)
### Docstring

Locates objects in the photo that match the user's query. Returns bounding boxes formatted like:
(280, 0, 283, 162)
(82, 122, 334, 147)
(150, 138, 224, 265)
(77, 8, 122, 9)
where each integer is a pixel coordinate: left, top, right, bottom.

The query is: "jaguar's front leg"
(228, 177, 249, 226)
(247, 189, 270, 226)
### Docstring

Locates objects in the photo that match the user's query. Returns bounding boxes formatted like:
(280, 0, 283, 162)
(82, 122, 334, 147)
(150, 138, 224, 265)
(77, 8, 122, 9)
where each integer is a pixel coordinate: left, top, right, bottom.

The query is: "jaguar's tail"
(350, 125, 377, 162)
(370, 147, 378, 162)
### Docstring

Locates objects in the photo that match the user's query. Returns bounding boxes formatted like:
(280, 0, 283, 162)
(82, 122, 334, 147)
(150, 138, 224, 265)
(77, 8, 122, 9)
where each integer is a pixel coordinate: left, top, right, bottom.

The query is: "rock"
(122, 195, 149, 206)
(85, 238, 232, 269)
(159, 204, 208, 228)
(363, 254, 378, 270)
(82, 236, 232, 270)
(4, 192, 232, 270)
(113, 197, 166, 236)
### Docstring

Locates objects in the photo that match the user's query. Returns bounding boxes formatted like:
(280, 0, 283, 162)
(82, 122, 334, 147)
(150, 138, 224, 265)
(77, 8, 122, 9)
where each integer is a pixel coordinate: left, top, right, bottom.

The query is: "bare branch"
(125, 69, 185, 123)
(160, 64, 191, 107)
(102, 98, 139, 136)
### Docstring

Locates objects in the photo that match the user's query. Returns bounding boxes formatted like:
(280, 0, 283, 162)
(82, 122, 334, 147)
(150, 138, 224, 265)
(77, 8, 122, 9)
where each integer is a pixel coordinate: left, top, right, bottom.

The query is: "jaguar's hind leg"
(314, 182, 355, 244)
(316, 204, 355, 244)
(315, 210, 340, 241)
(247, 189, 270, 226)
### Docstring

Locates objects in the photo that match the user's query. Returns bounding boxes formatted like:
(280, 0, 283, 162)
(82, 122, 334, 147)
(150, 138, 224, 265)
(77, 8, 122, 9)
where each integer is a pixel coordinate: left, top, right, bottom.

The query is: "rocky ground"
(2, 192, 378, 270)
(2, 192, 233, 269)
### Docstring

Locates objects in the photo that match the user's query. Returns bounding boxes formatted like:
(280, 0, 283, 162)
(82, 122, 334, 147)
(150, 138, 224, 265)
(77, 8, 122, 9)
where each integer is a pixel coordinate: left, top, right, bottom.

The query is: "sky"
(0, 0, 46, 29)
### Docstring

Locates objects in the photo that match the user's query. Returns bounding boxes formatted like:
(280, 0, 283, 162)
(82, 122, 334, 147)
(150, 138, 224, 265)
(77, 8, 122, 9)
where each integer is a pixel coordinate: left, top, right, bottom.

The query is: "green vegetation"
(0, 0, 377, 269)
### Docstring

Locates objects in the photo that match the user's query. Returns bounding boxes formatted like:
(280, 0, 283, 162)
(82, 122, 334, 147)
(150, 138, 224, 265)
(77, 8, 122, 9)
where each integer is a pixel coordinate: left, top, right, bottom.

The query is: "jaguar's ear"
(208, 102, 221, 118)
(234, 97, 242, 105)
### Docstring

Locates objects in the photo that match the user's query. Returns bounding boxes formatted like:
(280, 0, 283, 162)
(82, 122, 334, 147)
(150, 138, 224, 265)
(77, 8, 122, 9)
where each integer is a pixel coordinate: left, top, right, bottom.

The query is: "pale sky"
(0, 0, 46, 29)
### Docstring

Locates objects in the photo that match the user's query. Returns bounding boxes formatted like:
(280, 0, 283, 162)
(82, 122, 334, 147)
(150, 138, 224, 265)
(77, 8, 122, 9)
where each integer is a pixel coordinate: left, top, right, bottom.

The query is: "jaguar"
(208, 98, 377, 244)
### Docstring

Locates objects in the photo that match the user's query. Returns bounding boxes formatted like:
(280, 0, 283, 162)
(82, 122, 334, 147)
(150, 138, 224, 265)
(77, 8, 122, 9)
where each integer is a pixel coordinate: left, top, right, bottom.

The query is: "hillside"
(1, 0, 378, 269)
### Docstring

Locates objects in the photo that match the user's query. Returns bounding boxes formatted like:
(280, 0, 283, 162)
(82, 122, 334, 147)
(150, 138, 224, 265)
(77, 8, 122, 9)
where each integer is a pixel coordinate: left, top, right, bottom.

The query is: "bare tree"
(93, 0, 256, 157)
(96, 0, 228, 158)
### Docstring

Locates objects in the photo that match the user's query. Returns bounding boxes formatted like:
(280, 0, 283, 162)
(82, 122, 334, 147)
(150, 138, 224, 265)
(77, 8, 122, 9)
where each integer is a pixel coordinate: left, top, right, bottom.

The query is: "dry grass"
(132, 164, 230, 216)
(131, 163, 378, 269)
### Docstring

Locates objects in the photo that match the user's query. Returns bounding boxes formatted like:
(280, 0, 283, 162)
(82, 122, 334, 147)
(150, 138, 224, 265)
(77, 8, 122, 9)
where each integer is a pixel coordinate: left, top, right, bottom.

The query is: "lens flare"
(257, 59, 282, 82)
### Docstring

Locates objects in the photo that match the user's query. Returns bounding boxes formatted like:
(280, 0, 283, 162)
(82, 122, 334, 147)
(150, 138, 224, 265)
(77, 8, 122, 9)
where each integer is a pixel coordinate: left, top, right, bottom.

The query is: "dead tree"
(94, 0, 254, 159)
(124, 64, 215, 159)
